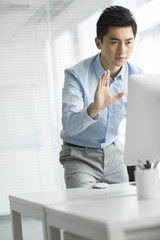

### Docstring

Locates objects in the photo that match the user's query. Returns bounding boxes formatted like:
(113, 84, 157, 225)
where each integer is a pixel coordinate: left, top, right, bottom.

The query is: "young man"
(60, 5, 142, 188)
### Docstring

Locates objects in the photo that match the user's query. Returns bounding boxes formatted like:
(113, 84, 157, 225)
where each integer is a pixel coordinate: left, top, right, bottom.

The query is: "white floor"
(0, 215, 43, 240)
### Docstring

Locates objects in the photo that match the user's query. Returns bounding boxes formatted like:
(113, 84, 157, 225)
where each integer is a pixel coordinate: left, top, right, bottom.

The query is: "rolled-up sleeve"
(62, 69, 98, 136)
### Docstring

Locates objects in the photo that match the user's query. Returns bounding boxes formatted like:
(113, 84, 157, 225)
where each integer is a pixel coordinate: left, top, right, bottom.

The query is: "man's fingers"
(102, 71, 107, 86)
(114, 92, 125, 101)
(98, 69, 110, 90)
(106, 69, 110, 86)
(97, 76, 102, 90)
(101, 70, 110, 87)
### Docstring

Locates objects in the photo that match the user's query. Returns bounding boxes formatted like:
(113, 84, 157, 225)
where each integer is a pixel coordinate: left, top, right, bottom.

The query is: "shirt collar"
(114, 64, 127, 81)
(94, 53, 127, 81)
(94, 53, 105, 80)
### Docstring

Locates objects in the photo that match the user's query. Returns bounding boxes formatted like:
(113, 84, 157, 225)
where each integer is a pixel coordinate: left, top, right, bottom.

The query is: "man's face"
(95, 26, 135, 70)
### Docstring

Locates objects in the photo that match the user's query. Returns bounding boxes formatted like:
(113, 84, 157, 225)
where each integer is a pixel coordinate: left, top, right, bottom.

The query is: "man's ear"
(95, 37, 102, 49)
(95, 37, 101, 49)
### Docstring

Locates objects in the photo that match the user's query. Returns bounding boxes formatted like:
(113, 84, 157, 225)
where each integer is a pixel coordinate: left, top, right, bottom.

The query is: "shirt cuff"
(83, 106, 99, 123)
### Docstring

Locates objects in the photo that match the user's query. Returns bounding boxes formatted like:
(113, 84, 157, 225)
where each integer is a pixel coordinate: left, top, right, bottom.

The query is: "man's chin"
(114, 60, 127, 67)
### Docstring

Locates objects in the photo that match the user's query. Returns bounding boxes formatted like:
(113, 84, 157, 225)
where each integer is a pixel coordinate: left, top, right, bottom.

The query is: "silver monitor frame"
(124, 74, 160, 166)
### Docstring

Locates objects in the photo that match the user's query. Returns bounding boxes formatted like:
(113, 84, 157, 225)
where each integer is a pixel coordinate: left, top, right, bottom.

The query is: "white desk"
(46, 195, 160, 240)
(9, 182, 136, 240)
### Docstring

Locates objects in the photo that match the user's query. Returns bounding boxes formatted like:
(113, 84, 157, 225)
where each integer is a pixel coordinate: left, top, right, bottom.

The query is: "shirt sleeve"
(61, 69, 98, 136)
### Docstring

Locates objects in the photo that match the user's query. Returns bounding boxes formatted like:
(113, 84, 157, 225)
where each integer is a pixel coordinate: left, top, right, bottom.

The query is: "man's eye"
(127, 41, 133, 45)
(111, 41, 118, 45)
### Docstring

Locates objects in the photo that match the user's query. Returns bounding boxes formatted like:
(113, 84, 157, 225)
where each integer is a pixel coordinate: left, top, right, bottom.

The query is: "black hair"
(96, 6, 137, 42)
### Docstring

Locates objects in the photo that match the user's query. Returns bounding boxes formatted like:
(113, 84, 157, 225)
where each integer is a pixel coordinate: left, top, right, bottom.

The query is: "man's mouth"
(115, 57, 126, 61)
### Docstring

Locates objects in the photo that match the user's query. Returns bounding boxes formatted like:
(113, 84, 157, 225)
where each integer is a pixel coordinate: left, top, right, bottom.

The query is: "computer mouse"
(91, 182, 109, 189)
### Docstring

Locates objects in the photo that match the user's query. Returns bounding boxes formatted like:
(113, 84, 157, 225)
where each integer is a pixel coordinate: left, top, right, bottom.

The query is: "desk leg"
(10, 210, 23, 240)
(107, 225, 125, 240)
(48, 226, 61, 240)
(42, 217, 49, 240)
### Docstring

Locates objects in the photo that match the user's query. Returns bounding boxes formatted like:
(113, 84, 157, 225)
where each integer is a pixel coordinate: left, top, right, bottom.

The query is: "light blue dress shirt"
(60, 53, 142, 148)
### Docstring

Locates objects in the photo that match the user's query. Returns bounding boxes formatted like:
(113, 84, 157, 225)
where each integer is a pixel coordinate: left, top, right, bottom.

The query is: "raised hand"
(87, 70, 125, 118)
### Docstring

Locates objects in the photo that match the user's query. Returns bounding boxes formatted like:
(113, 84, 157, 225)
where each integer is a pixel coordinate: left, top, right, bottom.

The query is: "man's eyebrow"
(109, 37, 134, 41)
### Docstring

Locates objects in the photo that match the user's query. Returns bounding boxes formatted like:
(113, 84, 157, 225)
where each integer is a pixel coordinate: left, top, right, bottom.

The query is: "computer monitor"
(124, 74, 160, 166)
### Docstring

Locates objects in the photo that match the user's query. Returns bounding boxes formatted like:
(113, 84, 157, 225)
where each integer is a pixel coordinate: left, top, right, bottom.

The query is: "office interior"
(0, 0, 160, 239)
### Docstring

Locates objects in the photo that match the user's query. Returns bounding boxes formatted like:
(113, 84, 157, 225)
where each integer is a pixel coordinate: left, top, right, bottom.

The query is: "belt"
(63, 142, 86, 148)
(63, 141, 116, 149)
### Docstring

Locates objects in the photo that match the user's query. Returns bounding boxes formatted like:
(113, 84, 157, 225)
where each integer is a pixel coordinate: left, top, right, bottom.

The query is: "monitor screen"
(124, 74, 160, 166)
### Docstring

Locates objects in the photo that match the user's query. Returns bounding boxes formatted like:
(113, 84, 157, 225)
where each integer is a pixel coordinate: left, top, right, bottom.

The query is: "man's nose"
(118, 43, 126, 54)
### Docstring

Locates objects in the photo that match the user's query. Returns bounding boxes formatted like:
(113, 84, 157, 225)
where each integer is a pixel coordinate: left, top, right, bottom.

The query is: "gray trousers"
(60, 139, 129, 188)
